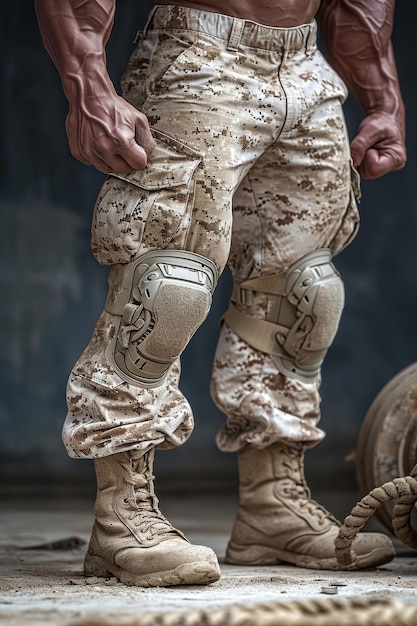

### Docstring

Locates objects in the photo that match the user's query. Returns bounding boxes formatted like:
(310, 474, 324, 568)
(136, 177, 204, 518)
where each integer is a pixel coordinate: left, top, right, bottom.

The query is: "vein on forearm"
(319, 0, 402, 121)
(34, 0, 116, 97)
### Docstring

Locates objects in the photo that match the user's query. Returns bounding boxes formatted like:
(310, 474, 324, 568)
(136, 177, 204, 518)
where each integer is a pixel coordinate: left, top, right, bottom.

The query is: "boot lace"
(281, 448, 340, 527)
(122, 458, 186, 545)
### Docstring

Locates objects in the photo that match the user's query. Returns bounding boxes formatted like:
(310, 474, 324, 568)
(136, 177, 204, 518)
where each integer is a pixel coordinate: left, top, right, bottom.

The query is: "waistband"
(147, 5, 317, 52)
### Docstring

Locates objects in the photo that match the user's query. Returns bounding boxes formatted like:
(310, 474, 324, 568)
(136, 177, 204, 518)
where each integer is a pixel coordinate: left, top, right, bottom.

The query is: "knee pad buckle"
(224, 249, 344, 382)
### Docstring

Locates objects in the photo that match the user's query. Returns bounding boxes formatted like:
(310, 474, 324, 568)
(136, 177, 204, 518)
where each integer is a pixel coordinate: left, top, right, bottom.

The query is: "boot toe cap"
(113, 539, 221, 585)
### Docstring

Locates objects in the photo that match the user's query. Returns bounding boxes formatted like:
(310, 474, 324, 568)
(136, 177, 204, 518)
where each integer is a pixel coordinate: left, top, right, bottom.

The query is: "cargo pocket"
(91, 129, 203, 265)
(329, 161, 361, 255)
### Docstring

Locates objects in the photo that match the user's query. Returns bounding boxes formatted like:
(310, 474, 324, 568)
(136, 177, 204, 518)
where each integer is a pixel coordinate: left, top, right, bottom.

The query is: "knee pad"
(105, 250, 217, 388)
(223, 249, 344, 382)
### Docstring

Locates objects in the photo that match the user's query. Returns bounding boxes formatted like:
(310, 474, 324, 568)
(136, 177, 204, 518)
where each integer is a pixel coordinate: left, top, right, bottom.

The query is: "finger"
(135, 121, 156, 157)
(350, 141, 365, 170)
(350, 111, 399, 168)
(355, 123, 389, 149)
(359, 149, 390, 179)
(359, 148, 405, 180)
(115, 140, 149, 170)
(350, 127, 388, 168)
(90, 150, 139, 175)
(75, 140, 148, 174)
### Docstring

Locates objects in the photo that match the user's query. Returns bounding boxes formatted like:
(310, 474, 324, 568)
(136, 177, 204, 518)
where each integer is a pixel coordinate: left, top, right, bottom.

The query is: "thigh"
(229, 98, 360, 281)
(118, 26, 288, 272)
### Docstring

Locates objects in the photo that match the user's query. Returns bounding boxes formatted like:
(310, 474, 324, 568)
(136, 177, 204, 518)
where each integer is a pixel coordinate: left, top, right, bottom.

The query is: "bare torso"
(154, 0, 322, 27)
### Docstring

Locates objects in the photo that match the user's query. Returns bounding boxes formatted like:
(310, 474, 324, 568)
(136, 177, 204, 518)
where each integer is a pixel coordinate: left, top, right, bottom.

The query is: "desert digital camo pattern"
(63, 5, 360, 459)
(63, 310, 194, 458)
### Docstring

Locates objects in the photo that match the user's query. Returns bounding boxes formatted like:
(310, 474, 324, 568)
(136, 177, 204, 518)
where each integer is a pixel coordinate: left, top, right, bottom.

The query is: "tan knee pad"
(223, 249, 344, 382)
(105, 250, 217, 387)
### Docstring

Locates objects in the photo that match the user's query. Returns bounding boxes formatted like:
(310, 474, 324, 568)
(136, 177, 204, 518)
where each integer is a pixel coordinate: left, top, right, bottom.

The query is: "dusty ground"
(1, 491, 417, 625)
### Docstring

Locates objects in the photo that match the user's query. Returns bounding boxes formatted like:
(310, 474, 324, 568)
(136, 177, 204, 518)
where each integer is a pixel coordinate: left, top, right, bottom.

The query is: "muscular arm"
(34, 0, 155, 174)
(319, 0, 406, 178)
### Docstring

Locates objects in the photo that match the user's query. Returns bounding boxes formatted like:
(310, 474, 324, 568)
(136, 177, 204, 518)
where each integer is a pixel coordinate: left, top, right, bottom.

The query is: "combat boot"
(84, 450, 221, 586)
(226, 442, 395, 570)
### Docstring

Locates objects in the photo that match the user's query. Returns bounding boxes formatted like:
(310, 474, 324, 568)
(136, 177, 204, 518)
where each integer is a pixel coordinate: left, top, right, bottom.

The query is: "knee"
(223, 249, 344, 382)
(105, 249, 218, 388)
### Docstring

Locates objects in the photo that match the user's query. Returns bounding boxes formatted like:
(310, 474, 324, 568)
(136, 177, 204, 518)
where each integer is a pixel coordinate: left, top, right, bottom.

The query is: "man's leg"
(65, 246, 220, 587)
(63, 5, 295, 586)
(211, 49, 395, 569)
(62, 15, 240, 582)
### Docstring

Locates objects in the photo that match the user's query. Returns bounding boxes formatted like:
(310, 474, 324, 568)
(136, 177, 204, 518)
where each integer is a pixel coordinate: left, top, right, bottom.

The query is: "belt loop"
(227, 18, 245, 51)
(305, 19, 317, 55)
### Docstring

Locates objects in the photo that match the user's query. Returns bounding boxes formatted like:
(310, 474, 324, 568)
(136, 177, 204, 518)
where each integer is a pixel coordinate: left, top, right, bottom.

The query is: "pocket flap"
(111, 129, 202, 190)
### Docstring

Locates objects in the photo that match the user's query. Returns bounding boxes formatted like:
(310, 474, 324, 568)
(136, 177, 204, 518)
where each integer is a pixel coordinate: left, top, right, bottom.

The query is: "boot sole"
(84, 552, 221, 587)
(226, 542, 395, 570)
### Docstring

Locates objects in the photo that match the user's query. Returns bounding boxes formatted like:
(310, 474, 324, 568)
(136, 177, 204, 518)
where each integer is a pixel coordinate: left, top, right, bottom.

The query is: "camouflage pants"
(63, 5, 360, 459)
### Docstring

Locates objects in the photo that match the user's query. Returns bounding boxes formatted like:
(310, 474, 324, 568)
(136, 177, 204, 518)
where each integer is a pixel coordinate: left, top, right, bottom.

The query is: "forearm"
(34, 0, 117, 103)
(319, 0, 405, 137)
(34, 0, 155, 173)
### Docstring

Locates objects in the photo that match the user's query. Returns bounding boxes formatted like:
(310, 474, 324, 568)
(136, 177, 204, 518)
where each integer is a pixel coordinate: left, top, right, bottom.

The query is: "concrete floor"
(1, 488, 417, 625)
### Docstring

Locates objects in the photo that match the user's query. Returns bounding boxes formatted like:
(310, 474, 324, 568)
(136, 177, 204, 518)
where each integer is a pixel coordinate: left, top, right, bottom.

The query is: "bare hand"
(65, 93, 156, 175)
(350, 111, 406, 179)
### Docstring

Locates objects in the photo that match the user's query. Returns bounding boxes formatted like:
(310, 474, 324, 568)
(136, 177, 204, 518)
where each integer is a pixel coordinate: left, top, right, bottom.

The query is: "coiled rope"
(335, 464, 417, 566)
(68, 596, 417, 626)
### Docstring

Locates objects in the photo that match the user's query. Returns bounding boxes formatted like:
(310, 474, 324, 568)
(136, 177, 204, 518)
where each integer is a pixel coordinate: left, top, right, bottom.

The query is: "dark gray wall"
(1, 2, 416, 491)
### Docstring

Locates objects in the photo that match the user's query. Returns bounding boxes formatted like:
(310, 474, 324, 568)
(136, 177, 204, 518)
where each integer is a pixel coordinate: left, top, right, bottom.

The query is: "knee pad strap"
(105, 250, 217, 388)
(224, 249, 344, 382)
